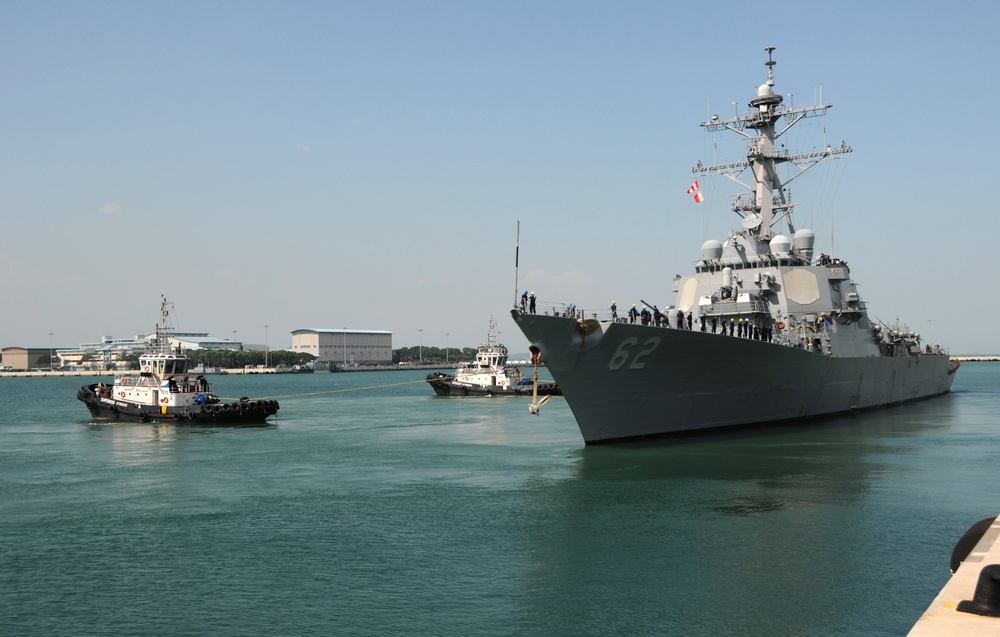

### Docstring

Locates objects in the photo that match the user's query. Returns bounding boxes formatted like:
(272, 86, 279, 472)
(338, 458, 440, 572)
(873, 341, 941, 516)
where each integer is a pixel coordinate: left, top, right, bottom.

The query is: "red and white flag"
(692, 191, 704, 203)
(686, 180, 700, 194)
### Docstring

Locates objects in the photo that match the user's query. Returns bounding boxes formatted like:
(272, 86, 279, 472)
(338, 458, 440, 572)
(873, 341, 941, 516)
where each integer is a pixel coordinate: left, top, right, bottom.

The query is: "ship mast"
(693, 46, 852, 241)
(152, 295, 176, 355)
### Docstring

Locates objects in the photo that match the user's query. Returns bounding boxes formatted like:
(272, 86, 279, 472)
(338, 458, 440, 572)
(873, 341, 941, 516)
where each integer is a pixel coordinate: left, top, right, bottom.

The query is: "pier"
(909, 516, 1000, 635)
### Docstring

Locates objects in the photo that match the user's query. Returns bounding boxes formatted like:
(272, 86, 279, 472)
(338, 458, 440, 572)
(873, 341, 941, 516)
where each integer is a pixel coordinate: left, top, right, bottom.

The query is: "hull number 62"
(608, 337, 661, 371)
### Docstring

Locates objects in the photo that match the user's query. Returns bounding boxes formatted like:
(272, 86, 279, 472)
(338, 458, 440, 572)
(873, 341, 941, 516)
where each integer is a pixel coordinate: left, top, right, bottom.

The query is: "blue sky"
(2, 1, 996, 354)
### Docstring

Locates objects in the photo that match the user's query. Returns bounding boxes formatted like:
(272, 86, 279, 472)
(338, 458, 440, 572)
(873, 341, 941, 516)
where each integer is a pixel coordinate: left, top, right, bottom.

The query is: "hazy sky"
(2, 1, 996, 354)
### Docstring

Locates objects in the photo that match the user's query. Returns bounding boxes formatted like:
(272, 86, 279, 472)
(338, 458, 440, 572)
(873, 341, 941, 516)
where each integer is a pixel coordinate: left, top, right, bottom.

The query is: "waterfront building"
(291, 328, 393, 365)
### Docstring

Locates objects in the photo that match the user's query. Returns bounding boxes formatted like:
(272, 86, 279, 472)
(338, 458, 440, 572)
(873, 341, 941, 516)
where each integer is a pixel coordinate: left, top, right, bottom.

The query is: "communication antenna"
(513, 221, 520, 308)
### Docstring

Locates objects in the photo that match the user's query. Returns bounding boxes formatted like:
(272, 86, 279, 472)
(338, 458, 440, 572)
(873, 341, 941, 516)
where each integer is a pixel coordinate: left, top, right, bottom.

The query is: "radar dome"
(701, 239, 723, 261)
(793, 229, 815, 262)
(757, 83, 774, 98)
(769, 234, 791, 255)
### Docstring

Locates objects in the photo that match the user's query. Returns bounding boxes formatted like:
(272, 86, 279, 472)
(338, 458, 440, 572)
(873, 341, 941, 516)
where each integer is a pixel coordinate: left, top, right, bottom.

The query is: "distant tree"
(392, 345, 478, 364)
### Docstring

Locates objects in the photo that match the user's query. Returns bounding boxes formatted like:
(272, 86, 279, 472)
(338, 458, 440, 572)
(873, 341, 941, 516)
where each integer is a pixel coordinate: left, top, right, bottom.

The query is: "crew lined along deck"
(523, 301, 948, 358)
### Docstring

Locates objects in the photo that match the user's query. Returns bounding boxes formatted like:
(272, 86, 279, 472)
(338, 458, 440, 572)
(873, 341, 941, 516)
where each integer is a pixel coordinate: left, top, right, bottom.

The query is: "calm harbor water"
(1, 365, 998, 636)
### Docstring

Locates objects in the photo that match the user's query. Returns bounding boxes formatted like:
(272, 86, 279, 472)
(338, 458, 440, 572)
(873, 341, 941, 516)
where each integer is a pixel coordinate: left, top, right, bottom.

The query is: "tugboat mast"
(693, 46, 852, 241)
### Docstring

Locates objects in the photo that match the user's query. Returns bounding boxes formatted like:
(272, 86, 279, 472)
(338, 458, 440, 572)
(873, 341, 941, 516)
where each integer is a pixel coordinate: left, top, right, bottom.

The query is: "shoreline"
(0, 364, 454, 379)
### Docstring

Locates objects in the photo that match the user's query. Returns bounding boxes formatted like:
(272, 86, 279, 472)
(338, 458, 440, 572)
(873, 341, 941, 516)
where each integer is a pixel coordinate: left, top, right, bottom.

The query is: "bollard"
(957, 564, 1000, 617)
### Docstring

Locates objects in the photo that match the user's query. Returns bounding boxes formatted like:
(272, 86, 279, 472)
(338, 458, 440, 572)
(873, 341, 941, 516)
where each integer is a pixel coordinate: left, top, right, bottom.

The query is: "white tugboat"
(77, 297, 279, 424)
(510, 47, 958, 443)
(426, 316, 560, 397)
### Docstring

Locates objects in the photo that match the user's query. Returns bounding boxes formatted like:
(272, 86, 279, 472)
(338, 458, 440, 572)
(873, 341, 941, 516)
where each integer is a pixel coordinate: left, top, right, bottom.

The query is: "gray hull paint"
(512, 311, 956, 443)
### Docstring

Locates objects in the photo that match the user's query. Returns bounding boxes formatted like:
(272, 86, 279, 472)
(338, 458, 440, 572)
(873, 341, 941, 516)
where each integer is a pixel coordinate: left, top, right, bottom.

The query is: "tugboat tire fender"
(172, 413, 181, 421)
(139, 412, 149, 423)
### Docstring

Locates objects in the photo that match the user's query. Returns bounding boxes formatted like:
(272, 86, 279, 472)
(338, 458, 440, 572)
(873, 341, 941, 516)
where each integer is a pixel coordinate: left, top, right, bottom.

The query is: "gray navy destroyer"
(511, 47, 959, 444)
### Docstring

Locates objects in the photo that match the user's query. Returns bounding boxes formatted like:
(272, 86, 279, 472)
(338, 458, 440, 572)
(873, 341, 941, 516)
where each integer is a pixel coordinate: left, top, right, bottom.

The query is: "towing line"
(217, 377, 440, 401)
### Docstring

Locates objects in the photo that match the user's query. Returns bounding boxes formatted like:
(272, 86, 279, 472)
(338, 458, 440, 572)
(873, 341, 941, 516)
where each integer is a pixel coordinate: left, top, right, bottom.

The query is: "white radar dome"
(701, 239, 723, 261)
(793, 229, 815, 262)
(769, 234, 792, 255)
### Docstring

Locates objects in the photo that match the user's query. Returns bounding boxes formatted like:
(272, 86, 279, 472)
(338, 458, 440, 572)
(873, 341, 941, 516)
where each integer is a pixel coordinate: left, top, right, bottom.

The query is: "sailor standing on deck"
(611, 301, 618, 320)
(529, 292, 536, 314)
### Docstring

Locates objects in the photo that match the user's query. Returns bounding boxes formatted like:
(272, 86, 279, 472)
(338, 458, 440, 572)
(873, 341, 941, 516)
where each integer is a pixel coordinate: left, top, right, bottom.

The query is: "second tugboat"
(77, 297, 279, 424)
(426, 316, 560, 397)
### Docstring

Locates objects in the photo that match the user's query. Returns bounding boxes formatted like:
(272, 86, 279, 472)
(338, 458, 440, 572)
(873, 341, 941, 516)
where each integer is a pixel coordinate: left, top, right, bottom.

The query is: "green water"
(1, 366, 997, 636)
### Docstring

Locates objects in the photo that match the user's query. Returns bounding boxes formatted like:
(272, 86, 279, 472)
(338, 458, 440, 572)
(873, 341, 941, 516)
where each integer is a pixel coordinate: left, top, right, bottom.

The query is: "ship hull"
(77, 384, 278, 425)
(425, 372, 561, 397)
(511, 310, 957, 444)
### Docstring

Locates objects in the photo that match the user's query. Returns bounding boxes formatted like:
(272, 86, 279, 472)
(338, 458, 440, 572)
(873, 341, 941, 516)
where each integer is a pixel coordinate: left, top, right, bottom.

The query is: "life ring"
(144, 366, 150, 373)
(119, 391, 125, 398)
(121, 378, 128, 386)
(160, 397, 169, 404)
(776, 321, 785, 329)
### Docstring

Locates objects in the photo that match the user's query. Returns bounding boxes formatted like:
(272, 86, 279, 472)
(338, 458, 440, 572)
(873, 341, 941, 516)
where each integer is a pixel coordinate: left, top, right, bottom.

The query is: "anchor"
(528, 347, 551, 415)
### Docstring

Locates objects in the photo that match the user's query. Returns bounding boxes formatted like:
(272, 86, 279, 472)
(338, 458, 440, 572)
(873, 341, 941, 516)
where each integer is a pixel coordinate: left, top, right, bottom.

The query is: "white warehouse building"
(290, 328, 393, 365)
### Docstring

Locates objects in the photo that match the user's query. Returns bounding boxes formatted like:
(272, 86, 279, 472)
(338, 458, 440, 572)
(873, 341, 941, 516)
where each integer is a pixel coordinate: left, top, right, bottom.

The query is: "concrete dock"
(908, 516, 1000, 635)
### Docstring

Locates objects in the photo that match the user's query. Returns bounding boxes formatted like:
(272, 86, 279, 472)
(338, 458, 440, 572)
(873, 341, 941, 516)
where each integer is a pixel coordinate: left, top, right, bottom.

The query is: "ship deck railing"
(521, 303, 951, 358)
(524, 300, 769, 323)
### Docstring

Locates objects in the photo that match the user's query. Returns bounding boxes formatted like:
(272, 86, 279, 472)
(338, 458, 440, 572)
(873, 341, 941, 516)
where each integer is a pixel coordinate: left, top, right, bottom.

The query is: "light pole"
(264, 324, 269, 368)
(49, 332, 53, 372)
(446, 332, 449, 364)
(419, 329, 423, 363)
(343, 327, 347, 368)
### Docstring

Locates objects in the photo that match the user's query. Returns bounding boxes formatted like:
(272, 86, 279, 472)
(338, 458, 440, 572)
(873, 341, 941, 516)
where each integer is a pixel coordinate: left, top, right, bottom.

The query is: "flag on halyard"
(687, 180, 704, 203)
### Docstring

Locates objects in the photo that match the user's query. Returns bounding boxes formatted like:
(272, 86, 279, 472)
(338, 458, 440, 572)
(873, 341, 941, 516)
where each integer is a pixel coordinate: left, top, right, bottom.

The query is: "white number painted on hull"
(608, 337, 661, 370)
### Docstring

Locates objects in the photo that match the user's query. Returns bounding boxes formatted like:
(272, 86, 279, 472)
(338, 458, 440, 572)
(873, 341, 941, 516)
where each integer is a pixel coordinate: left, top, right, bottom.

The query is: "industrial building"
(291, 329, 393, 365)
(1, 347, 58, 371)
(2, 332, 245, 371)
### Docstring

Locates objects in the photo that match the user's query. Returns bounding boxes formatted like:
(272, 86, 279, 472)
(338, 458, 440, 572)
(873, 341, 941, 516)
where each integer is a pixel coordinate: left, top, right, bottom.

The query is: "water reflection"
(515, 397, 960, 636)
